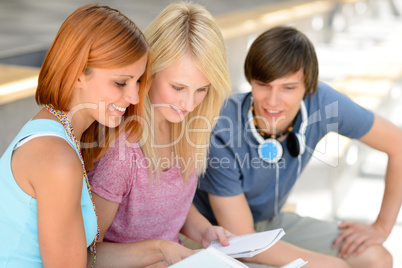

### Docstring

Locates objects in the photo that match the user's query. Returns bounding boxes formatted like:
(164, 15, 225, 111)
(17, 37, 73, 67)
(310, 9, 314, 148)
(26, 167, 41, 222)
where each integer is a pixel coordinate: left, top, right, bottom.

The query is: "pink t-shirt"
(88, 137, 198, 244)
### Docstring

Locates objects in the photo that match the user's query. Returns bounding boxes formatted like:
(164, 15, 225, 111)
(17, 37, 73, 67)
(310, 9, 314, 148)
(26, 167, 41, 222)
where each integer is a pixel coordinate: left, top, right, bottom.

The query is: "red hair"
(35, 4, 150, 169)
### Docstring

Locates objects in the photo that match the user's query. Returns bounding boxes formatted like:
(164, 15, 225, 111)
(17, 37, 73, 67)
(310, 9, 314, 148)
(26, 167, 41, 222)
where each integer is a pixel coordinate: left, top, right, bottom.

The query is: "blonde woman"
(88, 2, 233, 267)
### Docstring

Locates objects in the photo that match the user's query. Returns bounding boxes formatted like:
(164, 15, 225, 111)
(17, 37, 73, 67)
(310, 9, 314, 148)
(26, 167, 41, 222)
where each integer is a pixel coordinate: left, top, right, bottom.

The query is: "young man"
(193, 26, 402, 268)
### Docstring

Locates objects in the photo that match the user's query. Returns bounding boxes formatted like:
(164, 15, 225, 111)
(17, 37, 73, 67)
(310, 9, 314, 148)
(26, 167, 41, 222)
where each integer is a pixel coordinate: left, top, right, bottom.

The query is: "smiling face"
(149, 53, 210, 124)
(251, 69, 306, 134)
(73, 54, 148, 128)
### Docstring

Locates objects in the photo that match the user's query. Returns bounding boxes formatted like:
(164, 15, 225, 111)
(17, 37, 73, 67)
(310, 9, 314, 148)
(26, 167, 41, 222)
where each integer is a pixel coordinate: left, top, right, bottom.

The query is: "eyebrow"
(283, 82, 300, 85)
(256, 79, 300, 84)
(257, 81, 300, 85)
(171, 81, 211, 88)
(114, 74, 134, 79)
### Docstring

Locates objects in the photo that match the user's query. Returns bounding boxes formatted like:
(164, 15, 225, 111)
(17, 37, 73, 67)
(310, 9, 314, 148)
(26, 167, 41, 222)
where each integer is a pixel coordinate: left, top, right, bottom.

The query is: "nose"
(124, 84, 140, 105)
(180, 94, 196, 112)
(267, 88, 280, 107)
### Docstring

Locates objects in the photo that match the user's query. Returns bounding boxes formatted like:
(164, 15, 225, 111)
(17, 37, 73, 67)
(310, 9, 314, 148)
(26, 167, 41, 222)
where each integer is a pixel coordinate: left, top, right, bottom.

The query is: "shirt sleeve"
(88, 141, 133, 203)
(318, 82, 375, 139)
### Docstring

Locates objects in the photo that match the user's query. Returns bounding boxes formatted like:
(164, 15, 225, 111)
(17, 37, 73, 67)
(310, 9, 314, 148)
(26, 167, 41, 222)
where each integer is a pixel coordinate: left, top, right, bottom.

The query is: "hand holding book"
(170, 228, 307, 267)
(169, 248, 307, 268)
(208, 228, 285, 258)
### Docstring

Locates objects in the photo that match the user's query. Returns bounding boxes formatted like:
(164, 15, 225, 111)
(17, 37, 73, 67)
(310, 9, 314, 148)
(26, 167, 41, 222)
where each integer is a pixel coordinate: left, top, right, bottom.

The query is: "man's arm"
(334, 114, 402, 258)
(208, 193, 350, 267)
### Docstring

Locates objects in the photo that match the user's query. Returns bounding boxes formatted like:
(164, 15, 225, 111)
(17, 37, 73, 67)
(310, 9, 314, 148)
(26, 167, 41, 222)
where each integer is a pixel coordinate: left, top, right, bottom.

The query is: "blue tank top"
(0, 119, 97, 267)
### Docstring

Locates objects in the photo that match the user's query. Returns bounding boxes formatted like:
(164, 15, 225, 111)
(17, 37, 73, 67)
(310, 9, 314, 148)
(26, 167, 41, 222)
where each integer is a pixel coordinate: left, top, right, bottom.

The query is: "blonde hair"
(35, 4, 150, 170)
(142, 1, 231, 180)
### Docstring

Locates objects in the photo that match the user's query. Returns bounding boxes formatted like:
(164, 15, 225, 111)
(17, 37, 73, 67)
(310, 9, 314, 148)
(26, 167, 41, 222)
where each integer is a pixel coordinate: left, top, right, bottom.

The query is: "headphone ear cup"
(286, 132, 306, 157)
(258, 139, 283, 163)
(286, 132, 299, 157)
(295, 133, 305, 155)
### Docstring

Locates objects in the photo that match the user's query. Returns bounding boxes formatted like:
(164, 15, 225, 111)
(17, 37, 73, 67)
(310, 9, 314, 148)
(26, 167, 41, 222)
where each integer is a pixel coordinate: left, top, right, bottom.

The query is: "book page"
(206, 247, 250, 267)
(168, 248, 248, 268)
(280, 258, 308, 268)
(208, 228, 285, 258)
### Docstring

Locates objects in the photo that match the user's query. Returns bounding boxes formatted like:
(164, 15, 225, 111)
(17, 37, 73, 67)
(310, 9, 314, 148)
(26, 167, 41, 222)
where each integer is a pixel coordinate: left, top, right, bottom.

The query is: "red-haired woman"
(0, 4, 149, 267)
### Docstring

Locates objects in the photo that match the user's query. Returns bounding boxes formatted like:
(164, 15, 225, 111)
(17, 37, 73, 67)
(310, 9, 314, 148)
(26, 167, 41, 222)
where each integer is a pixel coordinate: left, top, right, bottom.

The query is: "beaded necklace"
(251, 104, 296, 139)
(44, 104, 99, 267)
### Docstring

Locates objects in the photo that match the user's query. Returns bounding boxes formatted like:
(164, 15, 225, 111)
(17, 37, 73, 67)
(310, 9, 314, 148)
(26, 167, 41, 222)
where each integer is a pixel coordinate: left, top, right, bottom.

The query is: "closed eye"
(284, 86, 296, 90)
(137, 74, 145, 84)
(172, 85, 184, 91)
(197, 87, 208, 92)
(115, 82, 127, 87)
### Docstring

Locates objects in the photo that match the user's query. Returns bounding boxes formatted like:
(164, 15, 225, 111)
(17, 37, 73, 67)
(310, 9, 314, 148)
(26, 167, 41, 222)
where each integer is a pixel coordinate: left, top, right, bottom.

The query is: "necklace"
(44, 104, 99, 267)
(251, 104, 295, 140)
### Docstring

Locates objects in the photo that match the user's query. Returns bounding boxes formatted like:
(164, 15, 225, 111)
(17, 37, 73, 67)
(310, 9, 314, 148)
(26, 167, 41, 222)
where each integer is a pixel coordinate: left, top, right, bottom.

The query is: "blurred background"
(1, 0, 401, 266)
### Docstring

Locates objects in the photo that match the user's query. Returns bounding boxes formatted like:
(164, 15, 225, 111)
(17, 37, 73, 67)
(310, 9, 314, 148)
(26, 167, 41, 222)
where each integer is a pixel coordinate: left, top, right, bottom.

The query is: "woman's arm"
(334, 114, 402, 257)
(90, 193, 195, 267)
(91, 193, 119, 242)
(180, 204, 232, 248)
(92, 239, 194, 268)
(14, 137, 89, 267)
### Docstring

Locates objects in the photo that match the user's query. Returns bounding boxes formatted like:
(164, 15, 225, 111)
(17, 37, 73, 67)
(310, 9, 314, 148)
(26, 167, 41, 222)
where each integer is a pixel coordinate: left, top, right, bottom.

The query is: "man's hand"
(333, 221, 388, 258)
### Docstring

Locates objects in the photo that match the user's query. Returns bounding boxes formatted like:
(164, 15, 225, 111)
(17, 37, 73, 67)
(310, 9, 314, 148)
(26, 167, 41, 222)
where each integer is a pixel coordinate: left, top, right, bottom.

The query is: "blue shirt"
(0, 119, 97, 267)
(193, 82, 374, 223)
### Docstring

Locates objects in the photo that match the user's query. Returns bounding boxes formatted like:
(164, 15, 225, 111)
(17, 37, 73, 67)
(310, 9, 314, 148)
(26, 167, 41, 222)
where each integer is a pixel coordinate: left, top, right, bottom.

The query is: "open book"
(170, 228, 307, 267)
(169, 247, 249, 268)
(208, 228, 285, 258)
(169, 247, 307, 268)
(281, 258, 308, 268)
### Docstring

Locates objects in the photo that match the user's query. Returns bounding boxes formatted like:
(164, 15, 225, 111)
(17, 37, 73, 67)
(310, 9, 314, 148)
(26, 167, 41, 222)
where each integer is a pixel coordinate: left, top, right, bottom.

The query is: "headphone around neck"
(248, 100, 308, 163)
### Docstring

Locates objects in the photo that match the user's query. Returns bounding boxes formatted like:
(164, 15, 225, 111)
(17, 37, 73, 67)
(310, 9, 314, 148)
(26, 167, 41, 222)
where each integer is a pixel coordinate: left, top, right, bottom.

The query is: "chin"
(103, 116, 123, 128)
(168, 118, 185, 124)
(166, 114, 186, 124)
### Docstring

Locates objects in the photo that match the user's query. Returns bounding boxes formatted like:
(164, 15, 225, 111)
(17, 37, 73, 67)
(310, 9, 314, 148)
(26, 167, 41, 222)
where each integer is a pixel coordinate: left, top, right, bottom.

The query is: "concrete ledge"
(0, 64, 39, 105)
(215, 0, 335, 40)
(331, 77, 393, 110)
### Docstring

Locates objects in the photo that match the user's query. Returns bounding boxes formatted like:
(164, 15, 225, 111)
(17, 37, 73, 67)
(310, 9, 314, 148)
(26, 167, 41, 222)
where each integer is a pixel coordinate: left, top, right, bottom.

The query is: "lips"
(264, 108, 282, 117)
(111, 103, 127, 113)
(170, 105, 187, 115)
(267, 109, 279, 114)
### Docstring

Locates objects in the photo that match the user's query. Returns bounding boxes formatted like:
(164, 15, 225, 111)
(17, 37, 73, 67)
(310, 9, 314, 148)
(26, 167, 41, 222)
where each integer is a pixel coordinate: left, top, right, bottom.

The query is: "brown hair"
(244, 26, 318, 95)
(35, 4, 150, 169)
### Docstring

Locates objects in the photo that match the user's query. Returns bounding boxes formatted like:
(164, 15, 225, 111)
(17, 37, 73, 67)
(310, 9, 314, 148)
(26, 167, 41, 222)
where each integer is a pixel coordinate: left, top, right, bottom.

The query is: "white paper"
(280, 258, 308, 268)
(168, 247, 249, 268)
(206, 247, 250, 267)
(208, 228, 285, 258)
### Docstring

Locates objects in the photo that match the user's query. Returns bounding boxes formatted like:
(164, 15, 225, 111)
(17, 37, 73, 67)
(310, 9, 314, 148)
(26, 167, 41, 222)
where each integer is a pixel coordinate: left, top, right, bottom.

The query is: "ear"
(74, 72, 87, 90)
